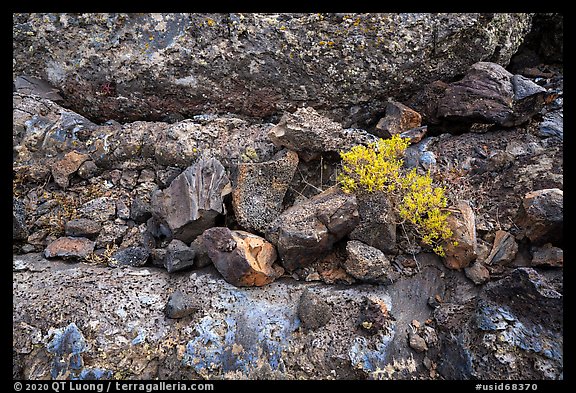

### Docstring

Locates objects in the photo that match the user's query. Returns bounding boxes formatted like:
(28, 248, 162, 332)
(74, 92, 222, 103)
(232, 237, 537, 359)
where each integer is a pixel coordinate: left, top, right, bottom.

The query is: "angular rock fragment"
(484, 230, 518, 266)
(399, 126, 428, 144)
(150, 156, 231, 243)
(374, 100, 422, 139)
(203, 227, 284, 287)
(517, 188, 563, 245)
(112, 246, 150, 267)
(409, 332, 428, 353)
(95, 223, 127, 248)
(349, 192, 396, 253)
(79, 197, 117, 222)
(442, 200, 477, 270)
(268, 107, 377, 160)
(232, 149, 298, 233)
(64, 218, 101, 239)
(51, 151, 89, 189)
(130, 197, 152, 224)
(164, 289, 198, 319)
(531, 243, 563, 268)
(266, 186, 359, 272)
(190, 236, 212, 268)
(165, 239, 196, 273)
(344, 240, 399, 285)
(538, 110, 563, 139)
(464, 261, 490, 285)
(77, 160, 98, 180)
(297, 289, 332, 330)
(511, 74, 546, 100)
(44, 237, 95, 259)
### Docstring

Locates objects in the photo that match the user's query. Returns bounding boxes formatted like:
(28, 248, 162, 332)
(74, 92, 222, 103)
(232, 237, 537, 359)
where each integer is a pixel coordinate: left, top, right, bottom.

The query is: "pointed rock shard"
(232, 149, 299, 233)
(484, 230, 518, 266)
(150, 156, 231, 243)
(202, 227, 284, 287)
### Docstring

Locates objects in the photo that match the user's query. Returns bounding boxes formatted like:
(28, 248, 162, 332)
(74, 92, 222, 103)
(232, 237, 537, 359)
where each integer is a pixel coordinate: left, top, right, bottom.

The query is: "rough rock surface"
(13, 13, 533, 125)
(517, 188, 563, 246)
(51, 151, 90, 189)
(203, 228, 284, 287)
(164, 239, 196, 273)
(112, 246, 150, 267)
(64, 218, 102, 239)
(531, 243, 563, 268)
(150, 157, 231, 243)
(268, 107, 377, 159)
(344, 240, 399, 284)
(297, 289, 332, 330)
(484, 230, 518, 266)
(349, 192, 397, 253)
(437, 62, 546, 127)
(266, 187, 360, 272)
(232, 149, 299, 233)
(44, 237, 95, 259)
(374, 100, 422, 138)
(164, 289, 198, 319)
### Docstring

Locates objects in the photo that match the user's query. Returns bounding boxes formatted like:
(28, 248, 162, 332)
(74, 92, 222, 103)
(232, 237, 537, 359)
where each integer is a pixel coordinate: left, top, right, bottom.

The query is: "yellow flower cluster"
(338, 135, 453, 256)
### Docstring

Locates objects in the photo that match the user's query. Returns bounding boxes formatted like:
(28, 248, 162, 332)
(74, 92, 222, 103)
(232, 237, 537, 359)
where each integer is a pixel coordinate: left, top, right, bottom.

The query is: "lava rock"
(51, 151, 90, 189)
(437, 62, 545, 127)
(374, 100, 422, 138)
(297, 289, 332, 330)
(13, 14, 532, 124)
(409, 332, 428, 353)
(64, 218, 102, 239)
(190, 236, 212, 268)
(150, 156, 231, 243)
(112, 246, 150, 267)
(79, 197, 117, 222)
(531, 243, 563, 268)
(517, 188, 563, 245)
(165, 239, 196, 273)
(13, 198, 28, 241)
(203, 227, 284, 287)
(538, 110, 563, 139)
(14, 75, 63, 101)
(266, 186, 359, 272)
(442, 200, 477, 270)
(95, 223, 128, 248)
(44, 237, 95, 259)
(267, 107, 377, 160)
(484, 230, 518, 266)
(464, 261, 490, 285)
(232, 149, 299, 233)
(164, 289, 198, 319)
(349, 192, 397, 253)
(399, 125, 428, 144)
(76, 160, 98, 180)
(344, 240, 399, 285)
(130, 197, 152, 224)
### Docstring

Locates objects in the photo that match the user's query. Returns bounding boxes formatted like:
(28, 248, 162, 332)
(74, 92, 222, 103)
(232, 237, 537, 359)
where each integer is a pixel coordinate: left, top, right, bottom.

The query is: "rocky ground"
(13, 13, 563, 380)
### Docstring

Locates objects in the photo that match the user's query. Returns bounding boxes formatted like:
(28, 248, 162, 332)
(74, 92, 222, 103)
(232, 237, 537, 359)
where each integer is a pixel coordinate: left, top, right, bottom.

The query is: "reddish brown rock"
(202, 227, 284, 287)
(51, 151, 90, 189)
(442, 200, 477, 270)
(44, 237, 95, 259)
(464, 261, 490, 285)
(375, 100, 422, 139)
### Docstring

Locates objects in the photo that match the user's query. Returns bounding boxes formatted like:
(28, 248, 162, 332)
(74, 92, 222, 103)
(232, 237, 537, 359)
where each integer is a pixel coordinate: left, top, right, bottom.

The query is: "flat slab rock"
(44, 237, 95, 259)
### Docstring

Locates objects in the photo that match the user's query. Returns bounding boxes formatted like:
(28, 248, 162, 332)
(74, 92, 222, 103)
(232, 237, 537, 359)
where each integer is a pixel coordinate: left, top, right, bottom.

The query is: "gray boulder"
(13, 13, 532, 125)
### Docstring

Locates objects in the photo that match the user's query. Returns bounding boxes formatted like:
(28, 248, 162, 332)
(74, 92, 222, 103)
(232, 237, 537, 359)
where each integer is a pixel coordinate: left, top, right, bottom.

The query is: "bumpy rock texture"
(13, 13, 532, 125)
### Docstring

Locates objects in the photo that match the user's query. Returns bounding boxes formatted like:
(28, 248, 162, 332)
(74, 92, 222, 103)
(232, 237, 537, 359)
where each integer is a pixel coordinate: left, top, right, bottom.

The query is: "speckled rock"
(344, 240, 399, 284)
(64, 218, 102, 239)
(164, 289, 198, 319)
(442, 200, 477, 270)
(297, 288, 332, 330)
(51, 151, 90, 189)
(13, 13, 533, 125)
(232, 149, 299, 233)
